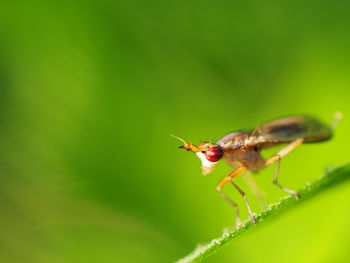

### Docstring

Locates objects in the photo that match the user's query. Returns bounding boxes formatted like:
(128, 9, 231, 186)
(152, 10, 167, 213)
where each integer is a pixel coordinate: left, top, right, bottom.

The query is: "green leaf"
(176, 162, 350, 263)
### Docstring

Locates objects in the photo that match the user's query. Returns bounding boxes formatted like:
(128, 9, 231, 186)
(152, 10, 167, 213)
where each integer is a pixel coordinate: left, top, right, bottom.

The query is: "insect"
(172, 113, 341, 226)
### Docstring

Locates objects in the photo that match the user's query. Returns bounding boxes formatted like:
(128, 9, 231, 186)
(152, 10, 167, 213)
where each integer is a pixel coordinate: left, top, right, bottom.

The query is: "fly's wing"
(249, 116, 332, 149)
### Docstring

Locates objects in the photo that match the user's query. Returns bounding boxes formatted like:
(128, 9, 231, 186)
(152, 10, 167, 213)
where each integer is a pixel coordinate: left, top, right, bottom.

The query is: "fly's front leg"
(216, 167, 257, 226)
(230, 180, 257, 224)
(265, 138, 304, 199)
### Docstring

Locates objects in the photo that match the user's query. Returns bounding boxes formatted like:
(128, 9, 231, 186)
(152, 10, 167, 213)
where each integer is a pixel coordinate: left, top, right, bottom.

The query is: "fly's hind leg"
(265, 138, 304, 199)
(272, 156, 301, 199)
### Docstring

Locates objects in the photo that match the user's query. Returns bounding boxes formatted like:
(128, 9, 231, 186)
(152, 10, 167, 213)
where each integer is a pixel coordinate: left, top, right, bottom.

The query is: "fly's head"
(194, 142, 224, 175)
(170, 134, 223, 175)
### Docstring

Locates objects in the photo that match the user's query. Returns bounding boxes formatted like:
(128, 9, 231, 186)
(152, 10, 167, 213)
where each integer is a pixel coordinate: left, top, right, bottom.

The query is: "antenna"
(169, 134, 188, 145)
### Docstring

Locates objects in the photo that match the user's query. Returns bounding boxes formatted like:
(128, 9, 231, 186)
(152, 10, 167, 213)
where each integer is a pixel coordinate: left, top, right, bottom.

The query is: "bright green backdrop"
(0, 1, 350, 262)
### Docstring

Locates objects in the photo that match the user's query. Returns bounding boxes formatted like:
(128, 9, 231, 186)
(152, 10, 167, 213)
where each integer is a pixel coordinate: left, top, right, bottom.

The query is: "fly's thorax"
(222, 146, 265, 172)
(217, 131, 250, 149)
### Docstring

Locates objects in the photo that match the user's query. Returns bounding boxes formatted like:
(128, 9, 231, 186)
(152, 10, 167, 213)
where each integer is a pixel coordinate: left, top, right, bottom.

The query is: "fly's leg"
(265, 138, 304, 199)
(216, 167, 247, 227)
(243, 172, 268, 209)
(216, 167, 257, 226)
(272, 156, 301, 198)
(230, 180, 257, 224)
(217, 191, 241, 227)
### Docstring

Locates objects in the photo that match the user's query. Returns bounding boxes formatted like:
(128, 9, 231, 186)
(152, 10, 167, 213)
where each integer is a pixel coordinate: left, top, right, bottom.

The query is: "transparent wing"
(248, 115, 332, 149)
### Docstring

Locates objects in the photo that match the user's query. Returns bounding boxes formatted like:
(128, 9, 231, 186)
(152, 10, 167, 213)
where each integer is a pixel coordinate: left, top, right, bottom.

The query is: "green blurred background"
(1, 0, 350, 262)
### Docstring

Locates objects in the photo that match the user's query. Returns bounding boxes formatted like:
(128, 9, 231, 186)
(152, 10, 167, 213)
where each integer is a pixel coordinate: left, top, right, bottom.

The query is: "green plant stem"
(176, 162, 350, 263)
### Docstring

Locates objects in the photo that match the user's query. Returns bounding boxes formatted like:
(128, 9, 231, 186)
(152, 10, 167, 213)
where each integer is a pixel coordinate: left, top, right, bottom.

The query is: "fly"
(172, 113, 341, 226)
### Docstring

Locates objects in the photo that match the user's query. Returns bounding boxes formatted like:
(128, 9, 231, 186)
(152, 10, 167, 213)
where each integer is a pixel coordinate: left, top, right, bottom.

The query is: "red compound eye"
(205, 146, 223, 162)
